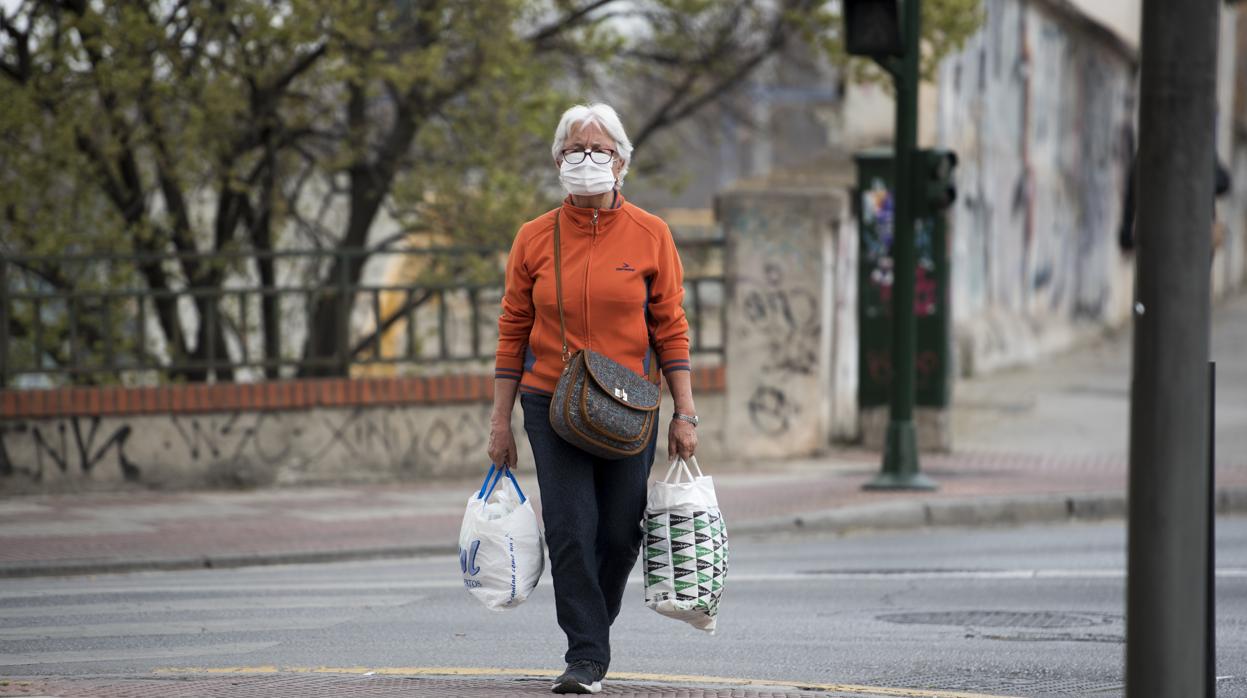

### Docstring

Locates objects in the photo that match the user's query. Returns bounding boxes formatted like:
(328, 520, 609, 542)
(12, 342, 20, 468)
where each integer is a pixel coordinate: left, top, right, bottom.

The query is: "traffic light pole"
(1126, 0, 1217, 695)
(866, 0, 936, 490)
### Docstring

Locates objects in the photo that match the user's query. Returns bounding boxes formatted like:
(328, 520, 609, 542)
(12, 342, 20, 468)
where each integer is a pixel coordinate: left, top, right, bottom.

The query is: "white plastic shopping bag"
(458, 464, 544, 611)
(642, 456, 728, 633)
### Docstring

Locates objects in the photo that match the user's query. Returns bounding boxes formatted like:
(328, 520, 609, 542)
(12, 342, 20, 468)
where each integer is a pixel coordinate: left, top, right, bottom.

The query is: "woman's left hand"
(668, 417, 697, 460)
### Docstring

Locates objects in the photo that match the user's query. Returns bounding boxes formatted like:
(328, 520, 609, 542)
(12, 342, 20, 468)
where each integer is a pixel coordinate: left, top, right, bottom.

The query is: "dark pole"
(1126, 1, 1217, 695)
(867, 0, 936, 491)
(1207, 361, 1216, 698)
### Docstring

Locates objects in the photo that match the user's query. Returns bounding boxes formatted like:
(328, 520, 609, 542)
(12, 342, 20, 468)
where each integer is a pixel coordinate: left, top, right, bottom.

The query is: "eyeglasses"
(561, 148, 616, 165)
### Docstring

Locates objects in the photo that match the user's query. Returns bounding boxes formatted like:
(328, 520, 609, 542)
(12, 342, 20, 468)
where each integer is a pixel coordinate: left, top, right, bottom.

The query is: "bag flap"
(581, 350, 660, 411)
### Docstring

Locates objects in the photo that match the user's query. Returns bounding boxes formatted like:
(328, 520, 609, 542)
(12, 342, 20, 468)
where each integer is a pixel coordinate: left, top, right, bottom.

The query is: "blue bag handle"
(479, 464, 527, 505)
(473, 466, 498, 498)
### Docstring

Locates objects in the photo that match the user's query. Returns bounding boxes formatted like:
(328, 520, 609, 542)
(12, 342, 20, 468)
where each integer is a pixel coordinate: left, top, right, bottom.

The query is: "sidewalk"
(2, 293, 1246, 578)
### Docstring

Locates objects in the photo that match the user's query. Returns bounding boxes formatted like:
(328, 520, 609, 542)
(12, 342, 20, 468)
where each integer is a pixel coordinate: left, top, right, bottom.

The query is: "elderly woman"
(488, 102, 698, 695)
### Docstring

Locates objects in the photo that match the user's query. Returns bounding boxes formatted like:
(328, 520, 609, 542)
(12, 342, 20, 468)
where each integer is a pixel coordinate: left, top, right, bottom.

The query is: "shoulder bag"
(548, 211, 661, 460)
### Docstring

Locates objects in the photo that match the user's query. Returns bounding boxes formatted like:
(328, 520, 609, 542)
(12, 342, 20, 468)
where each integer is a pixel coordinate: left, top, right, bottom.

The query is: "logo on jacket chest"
(615, 261, 636, 272)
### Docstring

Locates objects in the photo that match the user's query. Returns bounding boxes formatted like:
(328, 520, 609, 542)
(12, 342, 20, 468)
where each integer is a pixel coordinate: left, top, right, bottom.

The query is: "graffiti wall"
(0, 391, 731, 493)
(0, 404, 509, 492)
(719, 187, 853, 458)
(935, 0, 1139, 374)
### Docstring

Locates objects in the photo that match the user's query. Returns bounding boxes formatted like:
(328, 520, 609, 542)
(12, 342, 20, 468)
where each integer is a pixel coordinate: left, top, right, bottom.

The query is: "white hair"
(550, 103, 633, 182)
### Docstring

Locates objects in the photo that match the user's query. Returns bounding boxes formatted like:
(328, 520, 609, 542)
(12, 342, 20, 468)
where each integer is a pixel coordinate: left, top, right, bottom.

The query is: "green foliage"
(0, 0, 984, 383)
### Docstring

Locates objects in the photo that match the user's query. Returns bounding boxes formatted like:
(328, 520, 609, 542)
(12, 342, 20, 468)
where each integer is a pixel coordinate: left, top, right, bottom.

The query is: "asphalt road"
(2, 519, 1246, 697)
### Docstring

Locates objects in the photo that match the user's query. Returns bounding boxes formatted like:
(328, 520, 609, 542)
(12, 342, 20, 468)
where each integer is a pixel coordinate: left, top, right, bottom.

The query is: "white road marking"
(0, 616, 358, 640)
(0, 642, 279, 667)
(0, 594, 416, 619)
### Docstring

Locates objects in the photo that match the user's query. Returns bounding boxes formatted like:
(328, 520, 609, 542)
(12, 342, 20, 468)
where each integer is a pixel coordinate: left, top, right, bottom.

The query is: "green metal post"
(866, 0, 936, 490)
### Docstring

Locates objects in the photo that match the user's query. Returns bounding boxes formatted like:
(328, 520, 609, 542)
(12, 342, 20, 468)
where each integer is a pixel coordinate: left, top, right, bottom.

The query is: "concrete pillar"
(717, 186, 852, 460)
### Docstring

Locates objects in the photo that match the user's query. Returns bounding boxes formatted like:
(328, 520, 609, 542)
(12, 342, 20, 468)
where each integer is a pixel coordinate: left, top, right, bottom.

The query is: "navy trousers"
(520, 392, 658, 668)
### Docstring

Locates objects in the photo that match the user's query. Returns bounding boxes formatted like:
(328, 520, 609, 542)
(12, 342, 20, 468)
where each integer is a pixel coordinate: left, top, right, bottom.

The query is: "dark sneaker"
(551, 659, 606, 694)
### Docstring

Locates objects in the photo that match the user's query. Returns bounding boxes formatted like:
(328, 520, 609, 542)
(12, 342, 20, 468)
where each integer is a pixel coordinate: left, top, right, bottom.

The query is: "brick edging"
(0, 366, 726, 419)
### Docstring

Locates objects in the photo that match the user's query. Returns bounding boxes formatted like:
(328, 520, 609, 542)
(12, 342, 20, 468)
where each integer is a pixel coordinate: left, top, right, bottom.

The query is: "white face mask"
(559, 156, 617, 197)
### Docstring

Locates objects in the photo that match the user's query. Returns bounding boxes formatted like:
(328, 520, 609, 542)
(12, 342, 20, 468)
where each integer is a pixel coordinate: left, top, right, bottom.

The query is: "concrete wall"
(935, 0, 1246, 375)
(0, 373, 727, 494)
(0, 403, 499, 491)
(841, 79, 941, 150)
(717, 185, 857, 459)
(935, 0, 1139, 375)
(0, 391, 730, 494)
(1216, 8, 1247, 298)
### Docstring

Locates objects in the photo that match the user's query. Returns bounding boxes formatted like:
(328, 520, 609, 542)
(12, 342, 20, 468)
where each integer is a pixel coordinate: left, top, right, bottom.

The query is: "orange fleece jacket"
(495, 194, 691, 396)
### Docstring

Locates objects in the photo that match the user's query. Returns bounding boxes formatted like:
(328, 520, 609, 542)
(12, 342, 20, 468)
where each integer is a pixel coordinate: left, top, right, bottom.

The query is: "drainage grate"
(877, 610, 1120, 629)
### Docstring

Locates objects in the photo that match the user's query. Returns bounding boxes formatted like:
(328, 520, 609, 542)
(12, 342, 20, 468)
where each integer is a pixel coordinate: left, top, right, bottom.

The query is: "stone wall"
(0, 371, 727, 494)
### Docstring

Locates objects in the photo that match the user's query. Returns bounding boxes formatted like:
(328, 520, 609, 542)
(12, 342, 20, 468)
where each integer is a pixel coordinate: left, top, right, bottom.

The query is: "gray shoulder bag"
(548, 212, 661, 459)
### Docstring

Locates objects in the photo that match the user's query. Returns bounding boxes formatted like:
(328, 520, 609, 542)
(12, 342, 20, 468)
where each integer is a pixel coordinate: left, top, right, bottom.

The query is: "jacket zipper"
(584, 208, 598, 351)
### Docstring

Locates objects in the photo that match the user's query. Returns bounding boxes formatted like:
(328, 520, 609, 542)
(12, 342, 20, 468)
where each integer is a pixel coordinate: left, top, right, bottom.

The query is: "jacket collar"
(559, 191, 626, 234)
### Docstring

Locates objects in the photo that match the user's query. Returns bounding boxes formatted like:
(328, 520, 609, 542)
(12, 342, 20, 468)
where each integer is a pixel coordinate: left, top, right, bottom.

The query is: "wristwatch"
(673, 412, 699, 427)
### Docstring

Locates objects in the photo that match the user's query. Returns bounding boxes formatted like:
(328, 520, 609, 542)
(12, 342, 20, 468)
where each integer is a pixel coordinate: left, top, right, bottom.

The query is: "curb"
(731, 487, 1247, 537)
(3, 488, 1246, 579)
(0, 543, 456, 579)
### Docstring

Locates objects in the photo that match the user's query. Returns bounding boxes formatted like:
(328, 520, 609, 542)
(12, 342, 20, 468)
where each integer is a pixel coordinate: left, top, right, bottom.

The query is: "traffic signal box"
(843, 0, 903, 57)
(855, 148, 957, 408)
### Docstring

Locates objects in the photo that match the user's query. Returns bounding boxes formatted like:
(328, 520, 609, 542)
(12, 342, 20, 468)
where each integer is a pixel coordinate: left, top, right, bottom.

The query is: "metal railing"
(1, 240, 726, 387)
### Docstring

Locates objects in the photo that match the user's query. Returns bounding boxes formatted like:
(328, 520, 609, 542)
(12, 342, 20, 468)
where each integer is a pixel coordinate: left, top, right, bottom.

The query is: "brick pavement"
(0, 671, 1023, 698)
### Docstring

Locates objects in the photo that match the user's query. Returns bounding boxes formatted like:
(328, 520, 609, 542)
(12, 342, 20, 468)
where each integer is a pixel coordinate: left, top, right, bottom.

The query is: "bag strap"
(504, 469, 527, 504)
(662, 456, 704, 484)
(478, 465, 504, 500)
(480, 466, 527, 504)
(553, 210, 660, 384)
(478, 464, 497, 498)
(553, 213, 571, 365)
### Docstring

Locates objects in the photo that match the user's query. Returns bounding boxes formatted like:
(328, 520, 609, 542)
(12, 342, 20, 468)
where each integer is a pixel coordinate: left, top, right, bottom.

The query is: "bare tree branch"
(630, 1, 803, 153)
(0, 12, 32, 83)
(525, 0, 619, 49)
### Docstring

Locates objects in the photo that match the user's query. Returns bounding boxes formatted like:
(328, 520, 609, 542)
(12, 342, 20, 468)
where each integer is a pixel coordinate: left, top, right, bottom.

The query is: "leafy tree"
(0, 0, 980, 385)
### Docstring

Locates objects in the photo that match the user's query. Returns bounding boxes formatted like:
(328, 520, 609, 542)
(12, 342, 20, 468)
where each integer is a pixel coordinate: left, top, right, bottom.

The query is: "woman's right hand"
(488, 421, 518, 470)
